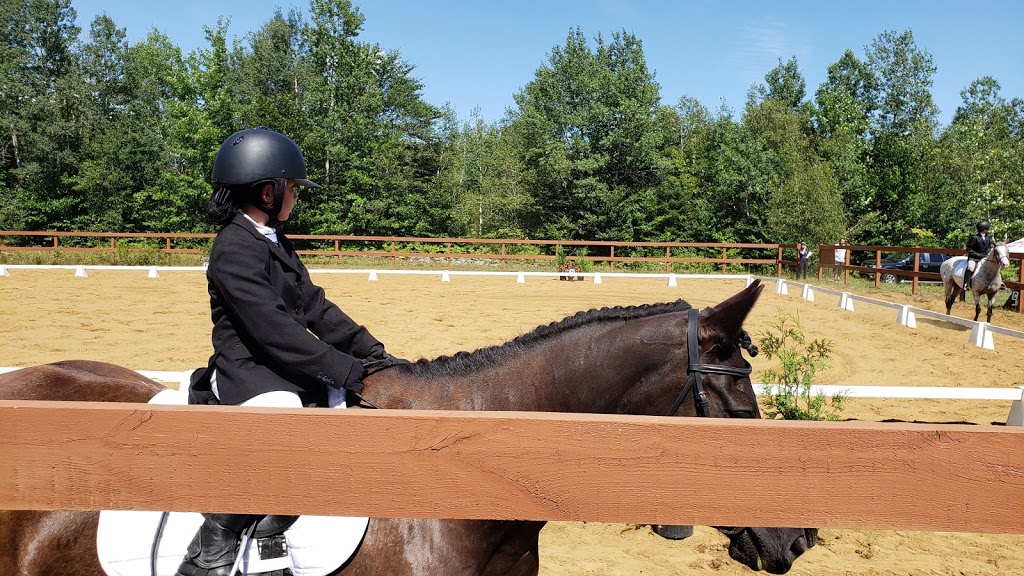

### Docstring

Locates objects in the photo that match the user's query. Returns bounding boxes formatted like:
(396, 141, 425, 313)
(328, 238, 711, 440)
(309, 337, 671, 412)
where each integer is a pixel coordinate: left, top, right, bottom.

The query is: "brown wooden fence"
(2, 231, 1020, 312)
(1, 400, 1022, 533)
(0, 230, 785, 273)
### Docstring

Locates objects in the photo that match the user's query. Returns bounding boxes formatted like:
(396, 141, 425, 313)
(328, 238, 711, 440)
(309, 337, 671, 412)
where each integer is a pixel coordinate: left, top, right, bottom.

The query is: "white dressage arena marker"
(441, 271, 451, 283)
(667, 274, 677, 287)
(147, 267, 159, 279)
(776, 279, 788, 295)
(745, 275, 755, 288)
(75, 266, 88, 278)
(0, 265, 9, 277)
(368, 271, 378, 281)
(516, 272, 526, 284)
(969, 322, 995, 350)
(593, 273, 602, 285)
(801, 284, 815, 302)
(838, 292, 854, 312)
(1006, 387, 1024, 426)
(897, 305, 916, 328)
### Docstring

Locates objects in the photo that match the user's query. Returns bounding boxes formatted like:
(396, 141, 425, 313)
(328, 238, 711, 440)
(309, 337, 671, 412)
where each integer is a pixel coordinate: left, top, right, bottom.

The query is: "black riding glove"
(362, 344, 410, 372)
(342, 362, 366, 395)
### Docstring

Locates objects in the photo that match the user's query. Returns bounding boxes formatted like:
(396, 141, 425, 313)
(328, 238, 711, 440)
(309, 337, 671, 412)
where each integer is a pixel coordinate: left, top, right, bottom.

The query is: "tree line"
(2, 0, 1022, 250)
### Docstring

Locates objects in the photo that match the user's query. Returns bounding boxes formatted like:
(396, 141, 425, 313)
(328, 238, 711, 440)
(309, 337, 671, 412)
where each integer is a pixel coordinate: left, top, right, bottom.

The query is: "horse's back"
(0, 360, 165, 403)
(0, 361, 157, 575)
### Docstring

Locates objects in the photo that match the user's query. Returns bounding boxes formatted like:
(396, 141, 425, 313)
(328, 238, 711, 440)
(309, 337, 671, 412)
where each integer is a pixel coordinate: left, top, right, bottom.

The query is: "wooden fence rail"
(3, 231, 1020, 311)
(0, 230, 784, 273)
(1, 401, 1022, 534)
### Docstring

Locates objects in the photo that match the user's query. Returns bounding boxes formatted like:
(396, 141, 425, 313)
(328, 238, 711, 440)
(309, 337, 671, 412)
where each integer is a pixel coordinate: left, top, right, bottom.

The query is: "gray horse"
(941, 236, 1011, 323)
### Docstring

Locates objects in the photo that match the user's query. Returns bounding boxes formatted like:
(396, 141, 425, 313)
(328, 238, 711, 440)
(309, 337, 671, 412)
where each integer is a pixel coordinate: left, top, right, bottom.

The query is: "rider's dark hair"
(207, 178, 287, 227)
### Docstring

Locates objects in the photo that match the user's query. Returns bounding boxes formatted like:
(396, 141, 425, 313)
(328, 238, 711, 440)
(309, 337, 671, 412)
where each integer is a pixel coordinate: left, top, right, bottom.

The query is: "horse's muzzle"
(726, 527, 817, 574)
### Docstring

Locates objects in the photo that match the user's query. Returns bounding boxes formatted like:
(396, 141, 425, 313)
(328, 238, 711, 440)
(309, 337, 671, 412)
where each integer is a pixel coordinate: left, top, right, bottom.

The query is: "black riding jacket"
(967, 233, 991, 260)
(195, 213, 381, 405)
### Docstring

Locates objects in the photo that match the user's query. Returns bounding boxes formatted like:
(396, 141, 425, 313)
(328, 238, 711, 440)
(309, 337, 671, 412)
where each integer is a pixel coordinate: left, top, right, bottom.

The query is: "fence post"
(843, 248, 850, 284)
(817, 245, 823, 281)
(1018, 260, 1023, 313)
(665, 246, 671, 273)
(722, 247, 728, 274)
(912, 250, 920, 295)
(776, 246, 783, 277)
(874, 250, 882, 287)
(501, 244, 506, 269)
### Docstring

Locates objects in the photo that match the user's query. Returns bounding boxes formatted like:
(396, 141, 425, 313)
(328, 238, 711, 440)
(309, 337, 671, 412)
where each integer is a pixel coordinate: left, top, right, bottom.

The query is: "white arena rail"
(754, 275, 1024, 350)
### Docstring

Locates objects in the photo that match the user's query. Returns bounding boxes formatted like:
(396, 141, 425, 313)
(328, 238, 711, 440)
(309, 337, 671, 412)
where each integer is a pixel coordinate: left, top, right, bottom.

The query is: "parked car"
(864, 252, 954, 283)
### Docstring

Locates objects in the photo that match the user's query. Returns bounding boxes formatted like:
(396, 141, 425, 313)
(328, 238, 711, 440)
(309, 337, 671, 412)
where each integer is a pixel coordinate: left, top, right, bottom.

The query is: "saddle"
(97, 509, 368, 576)
(94, 388, 370, 576)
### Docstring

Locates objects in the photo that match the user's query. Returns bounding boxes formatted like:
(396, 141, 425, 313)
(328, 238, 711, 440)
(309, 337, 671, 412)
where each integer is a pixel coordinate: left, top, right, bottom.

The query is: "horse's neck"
(980, 249, 1001, 274)
(381, 317, 671, 413)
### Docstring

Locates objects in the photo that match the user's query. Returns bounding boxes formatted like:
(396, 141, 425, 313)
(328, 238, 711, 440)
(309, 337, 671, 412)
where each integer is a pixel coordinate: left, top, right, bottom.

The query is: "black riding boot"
(961, 269, 972, 301)
(175, 513, 262, 576)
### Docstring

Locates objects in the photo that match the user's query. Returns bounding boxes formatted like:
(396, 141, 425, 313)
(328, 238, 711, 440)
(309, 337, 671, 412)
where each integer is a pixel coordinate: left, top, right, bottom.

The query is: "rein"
(352, 356, 413, 409)
(666, 308, 753, 417)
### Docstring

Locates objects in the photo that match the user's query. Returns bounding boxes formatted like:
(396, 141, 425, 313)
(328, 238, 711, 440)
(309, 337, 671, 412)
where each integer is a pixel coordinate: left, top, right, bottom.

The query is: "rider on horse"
(963, 220, 992, 298)
(175, 128, 402, 576)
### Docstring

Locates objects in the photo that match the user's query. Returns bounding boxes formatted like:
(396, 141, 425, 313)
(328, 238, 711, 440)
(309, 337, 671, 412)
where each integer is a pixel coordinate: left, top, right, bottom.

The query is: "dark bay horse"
(941, 238, 1011, 323)
(0, 280, 816, 575)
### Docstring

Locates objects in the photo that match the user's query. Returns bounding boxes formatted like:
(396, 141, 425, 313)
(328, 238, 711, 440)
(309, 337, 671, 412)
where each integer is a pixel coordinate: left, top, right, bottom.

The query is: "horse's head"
(647, 280, 818, 573)
(992, 240, 1011, 269)
(662, 280, 765, 419)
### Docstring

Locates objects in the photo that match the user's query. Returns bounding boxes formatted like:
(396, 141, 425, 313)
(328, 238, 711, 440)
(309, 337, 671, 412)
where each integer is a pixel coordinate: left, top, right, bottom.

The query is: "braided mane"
(403, 299, 694, 377)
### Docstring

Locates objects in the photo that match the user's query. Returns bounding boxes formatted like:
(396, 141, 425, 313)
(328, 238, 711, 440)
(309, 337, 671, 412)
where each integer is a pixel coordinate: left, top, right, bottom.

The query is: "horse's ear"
(706, 280, 763, 338)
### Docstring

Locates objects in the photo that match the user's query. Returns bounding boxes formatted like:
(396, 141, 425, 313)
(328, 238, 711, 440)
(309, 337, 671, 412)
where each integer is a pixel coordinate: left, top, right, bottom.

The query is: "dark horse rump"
(0, 281, 815, 574)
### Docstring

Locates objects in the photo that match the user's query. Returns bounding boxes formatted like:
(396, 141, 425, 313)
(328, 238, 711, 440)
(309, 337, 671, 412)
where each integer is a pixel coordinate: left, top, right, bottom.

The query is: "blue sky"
(70, 0, 1022, 126)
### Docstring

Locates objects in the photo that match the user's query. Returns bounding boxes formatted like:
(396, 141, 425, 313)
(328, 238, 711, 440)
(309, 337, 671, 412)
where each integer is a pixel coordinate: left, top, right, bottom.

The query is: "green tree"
(300, 0, 438, 236)
(1, 0, 84, 232)
(719, 58, 847, 245)
(812, 49, 875, 232)
(508, 28, 666, 241)
(433, 107, 530, 238)
(862, 29, 939, 244)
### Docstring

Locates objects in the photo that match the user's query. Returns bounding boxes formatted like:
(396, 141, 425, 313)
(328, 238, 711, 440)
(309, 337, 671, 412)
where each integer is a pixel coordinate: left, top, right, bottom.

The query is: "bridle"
(664, 308, 754, 540)
(666, 308, 753, 417)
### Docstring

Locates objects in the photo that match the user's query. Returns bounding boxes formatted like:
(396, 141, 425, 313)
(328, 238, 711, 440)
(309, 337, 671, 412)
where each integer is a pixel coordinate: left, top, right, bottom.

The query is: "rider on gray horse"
(962, 220, 992, 300)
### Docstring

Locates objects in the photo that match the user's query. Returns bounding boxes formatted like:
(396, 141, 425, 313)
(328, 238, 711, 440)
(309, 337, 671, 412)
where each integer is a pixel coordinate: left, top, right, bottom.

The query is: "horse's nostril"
(791, 535, 808, 556)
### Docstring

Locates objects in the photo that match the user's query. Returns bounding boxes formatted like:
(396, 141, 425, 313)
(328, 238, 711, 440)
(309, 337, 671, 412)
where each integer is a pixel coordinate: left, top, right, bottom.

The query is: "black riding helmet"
(210, 127, 319, 225)
(212, 127, 319, 189)
(977, 220, 991, 233)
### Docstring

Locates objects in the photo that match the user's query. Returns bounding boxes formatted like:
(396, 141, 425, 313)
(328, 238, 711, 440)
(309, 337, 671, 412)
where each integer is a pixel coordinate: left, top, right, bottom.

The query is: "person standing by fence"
(833, 239, 847, 282)
(797, 241, 811, 280)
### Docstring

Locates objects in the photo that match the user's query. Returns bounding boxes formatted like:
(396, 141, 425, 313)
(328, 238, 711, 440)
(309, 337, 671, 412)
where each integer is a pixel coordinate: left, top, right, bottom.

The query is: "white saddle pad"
(948, 256, 968, 287)
(96, 388, 369, 576)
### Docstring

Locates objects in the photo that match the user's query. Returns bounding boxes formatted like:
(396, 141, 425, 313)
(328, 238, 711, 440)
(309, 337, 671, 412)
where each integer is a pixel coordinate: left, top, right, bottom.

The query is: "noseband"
(666, 308, 753, 417)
